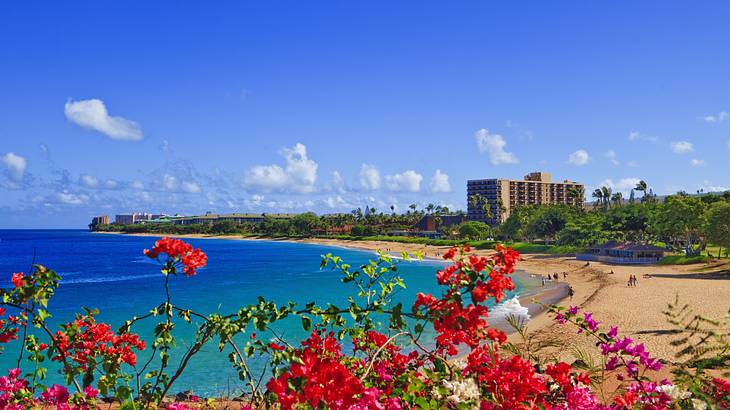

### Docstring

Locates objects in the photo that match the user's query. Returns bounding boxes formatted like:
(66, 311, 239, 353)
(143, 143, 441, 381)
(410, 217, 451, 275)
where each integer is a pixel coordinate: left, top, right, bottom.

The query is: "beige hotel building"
(467, 171, 584, 225)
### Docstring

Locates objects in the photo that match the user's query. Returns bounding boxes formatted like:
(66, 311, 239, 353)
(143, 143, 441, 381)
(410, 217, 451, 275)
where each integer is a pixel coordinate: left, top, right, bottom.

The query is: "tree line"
(93, 184, 730, 258)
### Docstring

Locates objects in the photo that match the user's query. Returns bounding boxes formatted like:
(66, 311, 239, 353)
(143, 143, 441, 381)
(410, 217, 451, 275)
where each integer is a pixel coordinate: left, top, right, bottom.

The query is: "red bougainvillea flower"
(144, 237, 207, 276)
(10, 273, 24, 288)
(52, 315, 146, 371)
(465, 346, 548, 409)
(266, 331, 365, 410)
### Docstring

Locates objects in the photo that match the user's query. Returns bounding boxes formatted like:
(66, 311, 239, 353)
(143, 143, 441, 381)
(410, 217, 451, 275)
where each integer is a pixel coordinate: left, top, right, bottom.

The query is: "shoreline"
(92, 231, 573, 341)
(92, 231, 730, 363)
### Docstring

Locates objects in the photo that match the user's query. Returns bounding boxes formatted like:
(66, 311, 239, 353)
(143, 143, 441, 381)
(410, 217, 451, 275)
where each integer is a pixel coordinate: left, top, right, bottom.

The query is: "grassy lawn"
(657, 254, 711, 265)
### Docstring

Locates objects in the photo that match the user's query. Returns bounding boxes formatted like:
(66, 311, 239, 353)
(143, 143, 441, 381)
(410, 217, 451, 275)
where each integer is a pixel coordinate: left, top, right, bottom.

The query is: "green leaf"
(301, 316, 312, 331)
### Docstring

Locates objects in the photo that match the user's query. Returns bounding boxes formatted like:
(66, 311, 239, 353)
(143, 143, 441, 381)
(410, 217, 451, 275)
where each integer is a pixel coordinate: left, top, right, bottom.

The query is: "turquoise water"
(0, 230, 529, 396)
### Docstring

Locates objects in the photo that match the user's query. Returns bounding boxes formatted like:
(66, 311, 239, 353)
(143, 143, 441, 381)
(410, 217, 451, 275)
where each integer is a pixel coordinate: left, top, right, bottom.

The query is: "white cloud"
(429, 169, 451, 193)
(359, 164, 381, 190)
(324, 195, 353, 209)
(105, 180, 119, 189)
(55, 190, 89, 205)
(628, 130, 658, 142)
(605, 150, 620, 166)
(385, 170, 422, 192)
(474, 129, 519, 165)
(80, 174, 99, 188)
(689, 158, 705, 167)
(699, 181, 728, 192)
(163, 175, 179, 191)
(568, 149, 590, 166)
(599, 177, 642, 194)
(626, 160, 639, 167)
(243, 165, 288, 190)
(1, 152, 27, 181)
(702, 111, 728, 123)
(64, 99, 143, 141)
(79, 174, 120, 190)
(243, 143, 318, 193)
(280, 143, 318, 191)
(129, 180, 144, 190)
(181, 181, 201, 193)
(670, 141, 694, 154)
(329, 170, 346, 193)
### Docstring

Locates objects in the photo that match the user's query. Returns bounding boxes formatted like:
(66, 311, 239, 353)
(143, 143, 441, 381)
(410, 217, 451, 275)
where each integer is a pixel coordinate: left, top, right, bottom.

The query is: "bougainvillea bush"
(0, 237, 727, 409)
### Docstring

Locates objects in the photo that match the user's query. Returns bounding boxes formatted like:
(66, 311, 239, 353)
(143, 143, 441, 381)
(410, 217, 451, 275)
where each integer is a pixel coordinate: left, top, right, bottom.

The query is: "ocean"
(0, 230, 535, 396)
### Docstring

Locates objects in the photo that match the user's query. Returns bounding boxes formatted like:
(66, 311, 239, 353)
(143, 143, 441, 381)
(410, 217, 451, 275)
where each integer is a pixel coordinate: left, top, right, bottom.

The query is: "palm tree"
(611, 192, 623, 207)
(635, 180, 648, 203)
(592, 188, 604, 207)
(566, 186, 583, 206)
(601, 186, 612, 208)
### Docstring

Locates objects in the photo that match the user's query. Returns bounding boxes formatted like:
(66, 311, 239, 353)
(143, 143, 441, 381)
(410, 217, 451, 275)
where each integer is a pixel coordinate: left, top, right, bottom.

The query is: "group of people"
(541, 272, 569, 286)
(627, 274, 639, 287)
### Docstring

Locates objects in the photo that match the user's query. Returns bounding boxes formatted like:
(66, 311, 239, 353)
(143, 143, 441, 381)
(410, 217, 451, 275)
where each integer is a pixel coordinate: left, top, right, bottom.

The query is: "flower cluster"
(0, 307, 21, 345)
(553, 305, 662, 379)
(412, 246, 518, 355)
(52, 314, 146, 371)
(267, 331, 367, 409)
(144, 236, 207, 276)
(465, 346, 548, 408)
(0, 368, 35, 410)
(0, 368, 98, 410)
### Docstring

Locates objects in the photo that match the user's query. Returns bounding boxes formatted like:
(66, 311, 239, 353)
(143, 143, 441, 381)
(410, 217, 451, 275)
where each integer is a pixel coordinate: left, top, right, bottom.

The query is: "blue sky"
(2, 2, 730, 228)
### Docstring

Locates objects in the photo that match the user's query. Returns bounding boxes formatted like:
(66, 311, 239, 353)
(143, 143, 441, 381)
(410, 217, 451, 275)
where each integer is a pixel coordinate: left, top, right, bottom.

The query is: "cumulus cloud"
(243, 143, 318, 193)
(385, 170, 422, 192)
(243, 165, 288, 191)
(568, 149, 590, 166)
(474, 129, 519, 165)
(702, 111, 728, 123)
(359, 164, 381, 190)
(628, 130, 658, 142)
(690, 158, 705, 166)
(55, 190, 90, 205)
(329, 171, 347, 193)
(599, 177, 642, 194)
(181, 181, 201, 193)
(281, 143, 318, 190)
(605, 150, 620, 166)
(670, 141, 693, 154)
(64, 99, 143, 141)
(2, 152, 27, 181)
(429, 169, 451, 193)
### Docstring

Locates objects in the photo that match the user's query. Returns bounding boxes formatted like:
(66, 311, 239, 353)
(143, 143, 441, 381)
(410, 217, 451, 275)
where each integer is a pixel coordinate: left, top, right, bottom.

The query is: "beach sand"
(95, 232, 730, 365)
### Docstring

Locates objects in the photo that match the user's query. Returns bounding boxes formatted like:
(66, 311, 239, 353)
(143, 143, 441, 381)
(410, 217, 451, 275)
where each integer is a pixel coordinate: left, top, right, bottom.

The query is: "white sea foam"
(489, 296, 530, 322)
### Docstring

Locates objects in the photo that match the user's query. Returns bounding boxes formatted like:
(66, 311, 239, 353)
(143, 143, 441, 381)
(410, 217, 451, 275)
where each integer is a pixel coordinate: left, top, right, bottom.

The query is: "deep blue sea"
(0, 230, 531, 396)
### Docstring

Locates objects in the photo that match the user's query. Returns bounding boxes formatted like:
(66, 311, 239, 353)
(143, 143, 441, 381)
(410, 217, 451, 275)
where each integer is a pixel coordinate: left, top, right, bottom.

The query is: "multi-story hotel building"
(467, 171, 584, 225)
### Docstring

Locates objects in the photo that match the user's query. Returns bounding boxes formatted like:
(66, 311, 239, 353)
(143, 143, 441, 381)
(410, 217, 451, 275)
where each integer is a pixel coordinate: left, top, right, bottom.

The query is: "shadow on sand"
(649, 270, 730, 280)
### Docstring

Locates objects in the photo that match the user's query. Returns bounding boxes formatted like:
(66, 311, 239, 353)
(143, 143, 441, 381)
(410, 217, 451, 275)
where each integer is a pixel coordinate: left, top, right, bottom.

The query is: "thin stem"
(360, 331, 407, 380)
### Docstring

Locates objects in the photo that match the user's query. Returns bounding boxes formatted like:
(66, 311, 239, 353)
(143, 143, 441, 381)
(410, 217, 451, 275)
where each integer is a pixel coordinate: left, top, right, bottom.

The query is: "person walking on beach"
(541, 277, 545, 287)
(628, 275, 633, 287)
(568, 286, 574, 300)
(563, 272, 567, 279)
(553, 273, 558, 281)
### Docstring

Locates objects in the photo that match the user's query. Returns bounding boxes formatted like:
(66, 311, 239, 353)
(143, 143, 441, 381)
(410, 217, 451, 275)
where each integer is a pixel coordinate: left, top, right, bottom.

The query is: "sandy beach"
(95, 232, 730, 365)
